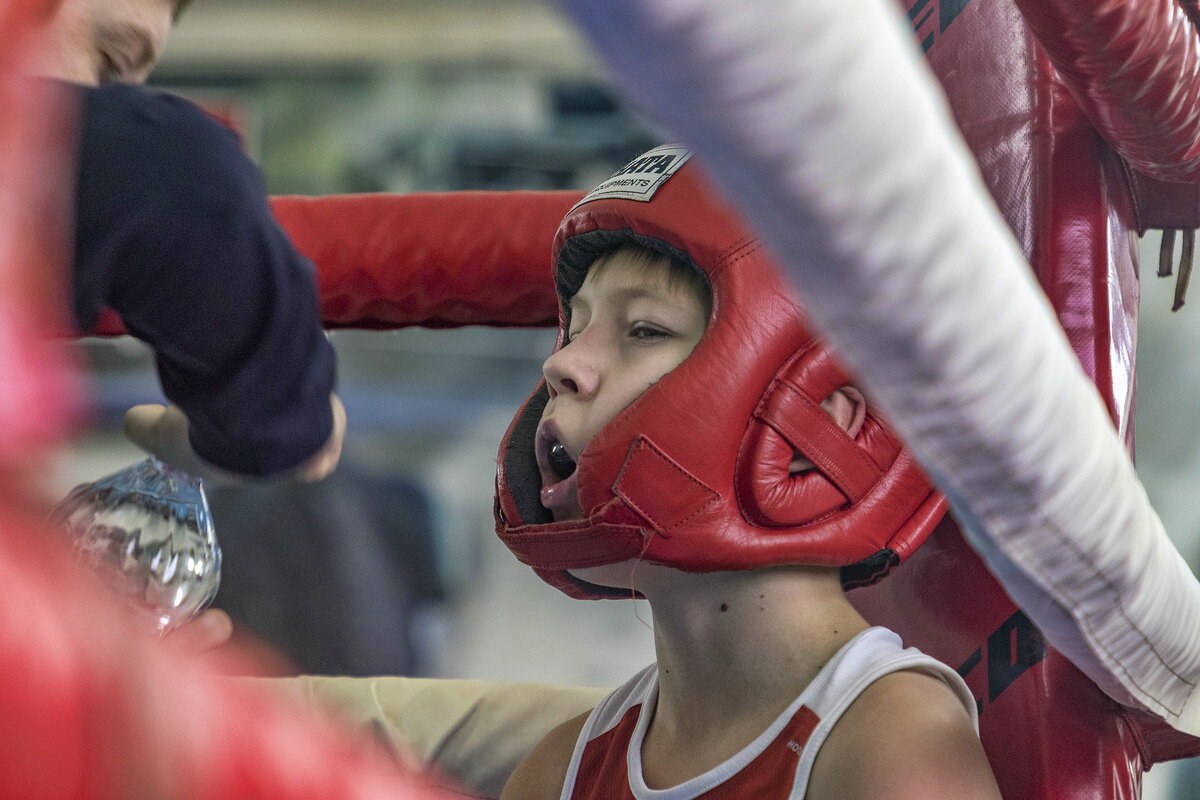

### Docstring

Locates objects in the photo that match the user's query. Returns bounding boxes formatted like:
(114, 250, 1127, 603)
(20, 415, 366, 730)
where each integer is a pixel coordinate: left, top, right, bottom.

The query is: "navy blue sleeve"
(73, 83, 335, 477)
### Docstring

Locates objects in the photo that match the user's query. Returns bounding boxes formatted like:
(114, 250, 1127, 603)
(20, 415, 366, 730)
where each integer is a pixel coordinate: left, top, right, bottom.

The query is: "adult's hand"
(123, 393, 346, 484)
(294, 392, 346, 482)
(165, 608, 235, 654)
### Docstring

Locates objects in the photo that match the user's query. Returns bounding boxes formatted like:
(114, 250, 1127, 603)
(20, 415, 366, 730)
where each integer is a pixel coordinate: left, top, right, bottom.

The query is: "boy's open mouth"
(536, 424, 582, 517)
(547, 441, 577, 480)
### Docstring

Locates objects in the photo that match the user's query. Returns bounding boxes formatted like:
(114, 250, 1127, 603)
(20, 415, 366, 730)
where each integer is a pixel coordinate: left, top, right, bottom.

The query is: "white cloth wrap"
(560, 0, 1200, 733)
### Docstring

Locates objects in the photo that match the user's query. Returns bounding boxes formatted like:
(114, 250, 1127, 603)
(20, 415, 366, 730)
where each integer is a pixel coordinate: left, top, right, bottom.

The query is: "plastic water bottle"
(51, 457, 221, 635)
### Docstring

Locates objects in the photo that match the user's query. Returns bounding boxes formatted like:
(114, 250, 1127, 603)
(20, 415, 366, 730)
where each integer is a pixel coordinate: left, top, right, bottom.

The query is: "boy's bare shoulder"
(500, 709, 591, 800)
(808, 668, 1001, 800)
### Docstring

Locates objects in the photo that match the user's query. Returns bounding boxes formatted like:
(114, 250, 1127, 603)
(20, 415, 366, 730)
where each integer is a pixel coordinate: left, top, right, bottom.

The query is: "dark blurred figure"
(207, 458, 443, 676)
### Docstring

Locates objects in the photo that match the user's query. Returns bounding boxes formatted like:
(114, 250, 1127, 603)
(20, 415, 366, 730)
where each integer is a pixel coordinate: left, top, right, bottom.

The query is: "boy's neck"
(639, 565, 868, 782)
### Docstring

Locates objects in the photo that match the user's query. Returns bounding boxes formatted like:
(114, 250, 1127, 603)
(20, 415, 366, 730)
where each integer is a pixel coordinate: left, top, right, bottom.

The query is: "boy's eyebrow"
(610, 286, 663, 304)
(570, 284, 676, 311)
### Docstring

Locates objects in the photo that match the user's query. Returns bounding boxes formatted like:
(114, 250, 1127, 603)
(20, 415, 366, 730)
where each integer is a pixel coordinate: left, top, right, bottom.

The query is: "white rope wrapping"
(561, 0, 1200, 732)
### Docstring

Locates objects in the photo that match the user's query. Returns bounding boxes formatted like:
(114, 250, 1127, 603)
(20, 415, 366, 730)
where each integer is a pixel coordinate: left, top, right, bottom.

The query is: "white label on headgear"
(571, 144, 693, 211)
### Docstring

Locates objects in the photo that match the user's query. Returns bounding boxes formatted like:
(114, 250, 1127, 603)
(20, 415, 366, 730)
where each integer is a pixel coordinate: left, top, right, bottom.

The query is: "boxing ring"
(6, 0, 1200, 798)
(270, 1, 1200, 796)
(552, 0, 1200, 798)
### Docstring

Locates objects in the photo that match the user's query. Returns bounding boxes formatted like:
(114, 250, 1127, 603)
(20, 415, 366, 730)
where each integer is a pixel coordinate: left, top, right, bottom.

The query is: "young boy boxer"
(493, 146, 1002, 799)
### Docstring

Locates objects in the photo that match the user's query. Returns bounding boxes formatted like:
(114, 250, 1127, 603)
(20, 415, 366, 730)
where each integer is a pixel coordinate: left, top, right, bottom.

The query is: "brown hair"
(586, 244, 713, 322)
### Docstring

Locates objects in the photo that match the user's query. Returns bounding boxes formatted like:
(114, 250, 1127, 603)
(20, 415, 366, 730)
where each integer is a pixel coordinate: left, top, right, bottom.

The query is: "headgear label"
(572, 144, 693, 210)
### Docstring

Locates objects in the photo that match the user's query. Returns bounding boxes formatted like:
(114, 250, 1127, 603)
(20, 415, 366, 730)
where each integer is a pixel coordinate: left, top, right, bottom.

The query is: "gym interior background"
(54, 2, 1200, 795)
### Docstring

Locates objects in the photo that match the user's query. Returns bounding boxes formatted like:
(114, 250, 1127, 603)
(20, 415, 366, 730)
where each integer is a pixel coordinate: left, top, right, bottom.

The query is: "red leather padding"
(852, 519, 1148, 800)
(739, 346, 891, 527)
(849, 4, 1200, 799)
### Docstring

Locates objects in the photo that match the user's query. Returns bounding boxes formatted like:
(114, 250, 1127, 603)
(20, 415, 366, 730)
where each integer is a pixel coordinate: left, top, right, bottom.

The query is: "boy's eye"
(630, 324, 668, 341)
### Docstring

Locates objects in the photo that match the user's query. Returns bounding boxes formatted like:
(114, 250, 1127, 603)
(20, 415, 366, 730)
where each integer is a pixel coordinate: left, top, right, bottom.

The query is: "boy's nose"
(543, 338, 600, 399)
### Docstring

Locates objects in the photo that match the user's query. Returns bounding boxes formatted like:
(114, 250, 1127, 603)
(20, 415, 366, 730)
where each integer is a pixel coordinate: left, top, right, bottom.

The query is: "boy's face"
(536, 250, 709, 521)
(38, 0, 178, 85)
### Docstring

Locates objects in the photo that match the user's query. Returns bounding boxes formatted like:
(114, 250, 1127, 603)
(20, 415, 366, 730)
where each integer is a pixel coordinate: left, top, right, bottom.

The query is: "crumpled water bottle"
(51, 457, 221, 635)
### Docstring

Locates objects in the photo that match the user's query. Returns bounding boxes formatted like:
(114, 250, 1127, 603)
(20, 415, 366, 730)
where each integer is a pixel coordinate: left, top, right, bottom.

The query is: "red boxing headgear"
(495, 146, 945, 599)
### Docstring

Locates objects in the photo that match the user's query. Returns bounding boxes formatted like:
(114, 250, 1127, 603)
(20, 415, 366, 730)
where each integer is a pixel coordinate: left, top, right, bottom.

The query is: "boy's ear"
(787, 386, 867, 475)
(820, 386, 866, 439)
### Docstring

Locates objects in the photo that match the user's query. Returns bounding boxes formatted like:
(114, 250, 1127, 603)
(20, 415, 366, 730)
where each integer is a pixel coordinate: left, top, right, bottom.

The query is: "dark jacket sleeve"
(72, 83, 335, 476)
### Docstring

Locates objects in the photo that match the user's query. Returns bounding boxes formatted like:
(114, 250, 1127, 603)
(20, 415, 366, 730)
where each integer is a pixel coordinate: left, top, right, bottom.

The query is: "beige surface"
(261, 675, 607, 798)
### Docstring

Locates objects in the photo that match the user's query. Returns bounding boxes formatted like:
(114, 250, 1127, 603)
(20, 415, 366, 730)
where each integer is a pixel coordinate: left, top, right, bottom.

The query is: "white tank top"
(560, 627, 977, 800)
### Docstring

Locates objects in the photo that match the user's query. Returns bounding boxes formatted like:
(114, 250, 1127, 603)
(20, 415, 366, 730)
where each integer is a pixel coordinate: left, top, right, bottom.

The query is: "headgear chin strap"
(495, 145, 945, 599)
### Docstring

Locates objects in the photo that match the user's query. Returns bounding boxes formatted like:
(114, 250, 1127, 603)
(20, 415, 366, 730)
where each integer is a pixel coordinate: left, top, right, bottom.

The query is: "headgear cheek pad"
(495, 145, 946, 599)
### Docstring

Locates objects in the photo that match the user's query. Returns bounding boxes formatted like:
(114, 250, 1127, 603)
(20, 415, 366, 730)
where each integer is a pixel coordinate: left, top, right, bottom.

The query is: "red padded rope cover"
(1011, 0, 1200, 236)
(89, 191, 576, 335)
(1010, 0, 1200, 181)
(271, 192, 575, 329)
